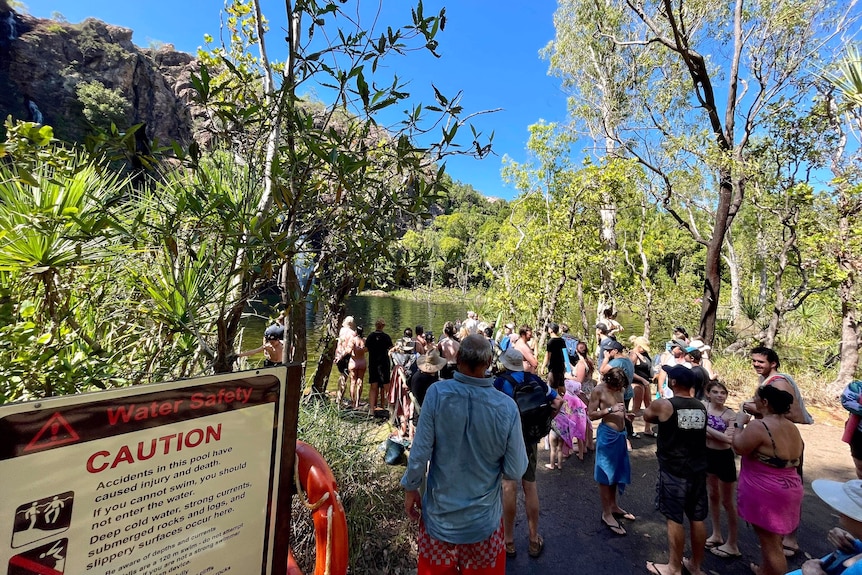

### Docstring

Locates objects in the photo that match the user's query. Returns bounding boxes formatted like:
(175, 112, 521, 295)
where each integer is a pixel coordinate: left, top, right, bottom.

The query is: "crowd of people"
(326, 309, 857, 575)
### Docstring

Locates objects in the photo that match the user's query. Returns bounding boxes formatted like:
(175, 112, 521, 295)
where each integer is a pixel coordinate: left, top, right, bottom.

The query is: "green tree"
(545, 0, 856, 345)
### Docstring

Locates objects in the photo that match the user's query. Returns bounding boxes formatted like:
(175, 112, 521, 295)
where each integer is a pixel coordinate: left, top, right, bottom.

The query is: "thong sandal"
(601, 517, 626, 536)
(528, 535, 544, 558)
(711, 547, 742, 559)
(612, 510, 636, 521)
(505, 541, 516, 558)
(783, 545, 800, 558)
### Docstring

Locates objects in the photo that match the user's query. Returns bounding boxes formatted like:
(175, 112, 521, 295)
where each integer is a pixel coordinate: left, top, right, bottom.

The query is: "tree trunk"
(723, 230, 742, 325)
(835, 277, 860, 391)
(310, 275, 355, 394)
(576, 272, 589, 338)
(698, 180, 734, 345)
(757, 211, 768, 308)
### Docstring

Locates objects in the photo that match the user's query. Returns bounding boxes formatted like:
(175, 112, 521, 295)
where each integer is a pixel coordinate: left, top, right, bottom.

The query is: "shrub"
(290, 399, 417, 574)
(75, 81, 130, 128)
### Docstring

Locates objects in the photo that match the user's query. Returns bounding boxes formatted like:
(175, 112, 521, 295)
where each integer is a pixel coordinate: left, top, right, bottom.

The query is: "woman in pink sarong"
(733, 385, 804, 575)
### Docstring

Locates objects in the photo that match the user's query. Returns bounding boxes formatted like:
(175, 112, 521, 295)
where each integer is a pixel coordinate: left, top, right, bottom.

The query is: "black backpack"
(500, 373, 554, 444)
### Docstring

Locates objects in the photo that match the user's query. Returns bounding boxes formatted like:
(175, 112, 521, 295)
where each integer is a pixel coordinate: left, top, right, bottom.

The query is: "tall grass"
(714, 353, 840, 408)
(290, 398, 417, 574)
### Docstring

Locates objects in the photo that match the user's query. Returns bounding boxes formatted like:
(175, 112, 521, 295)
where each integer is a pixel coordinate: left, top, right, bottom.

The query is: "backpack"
(500, 372, 555, 444)
(562, 335, 579, 362)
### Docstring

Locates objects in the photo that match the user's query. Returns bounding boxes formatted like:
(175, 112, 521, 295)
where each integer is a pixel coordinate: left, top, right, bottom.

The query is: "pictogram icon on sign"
(23, 413, 79, 453)
(7, 538, 67, 575)
(11, 492, 74, 549)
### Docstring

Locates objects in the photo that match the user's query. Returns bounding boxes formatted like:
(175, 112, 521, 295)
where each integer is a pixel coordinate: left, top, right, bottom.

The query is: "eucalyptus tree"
(744, 103, 837, 349)
(822, 45, 862, 388)
(498, 122, 635, 342)
(545, 0, 857, 345)
(189, 0, 492, 388)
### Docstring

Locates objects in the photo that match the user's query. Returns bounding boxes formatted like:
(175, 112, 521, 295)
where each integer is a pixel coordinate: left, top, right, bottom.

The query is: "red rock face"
(0, 13, 200, 146)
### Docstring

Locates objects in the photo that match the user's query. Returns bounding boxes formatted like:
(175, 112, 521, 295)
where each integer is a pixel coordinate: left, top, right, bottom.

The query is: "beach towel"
(594, 422, 631, 494)
(554, 393, 588, 450)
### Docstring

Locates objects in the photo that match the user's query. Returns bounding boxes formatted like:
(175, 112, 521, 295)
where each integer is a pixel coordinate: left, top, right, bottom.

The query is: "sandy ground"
(504, 414, 856, 575)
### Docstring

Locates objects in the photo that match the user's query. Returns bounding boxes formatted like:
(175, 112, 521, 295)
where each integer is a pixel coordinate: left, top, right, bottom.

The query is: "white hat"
(689, 339, 711, 352)
(499, 347, 525, 372)
(812, 479, 862, 522)
(342, 316, 355, 328)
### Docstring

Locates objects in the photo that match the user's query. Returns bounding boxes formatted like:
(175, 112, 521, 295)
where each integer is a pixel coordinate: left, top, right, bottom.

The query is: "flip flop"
(646, 561, 670, 575)
(528, 535, 544, 558)
(613, 511, 637, 521)
(505, 541, 516, 558)
(601, 517, 626, 536)
(711, 547, 742, 559)
(704, 540, 722, 549)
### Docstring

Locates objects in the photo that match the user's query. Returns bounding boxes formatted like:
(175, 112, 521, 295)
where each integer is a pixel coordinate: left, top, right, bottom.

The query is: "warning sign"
(23, 413, 79, 453)
(0, 367, 299, 575)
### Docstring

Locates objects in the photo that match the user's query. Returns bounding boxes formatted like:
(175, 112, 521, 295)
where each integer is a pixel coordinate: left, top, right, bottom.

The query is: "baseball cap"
(662, 365, 696, 388)
(601, 339, 624, 352)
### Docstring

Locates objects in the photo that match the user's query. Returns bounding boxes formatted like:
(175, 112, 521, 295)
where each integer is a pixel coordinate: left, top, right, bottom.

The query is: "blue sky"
(22, 0, 570, 200)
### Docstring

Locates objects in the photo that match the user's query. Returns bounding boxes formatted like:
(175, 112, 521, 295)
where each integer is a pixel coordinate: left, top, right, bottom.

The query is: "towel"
(594, 422, 631, 494)
(554, 393, 588, 450)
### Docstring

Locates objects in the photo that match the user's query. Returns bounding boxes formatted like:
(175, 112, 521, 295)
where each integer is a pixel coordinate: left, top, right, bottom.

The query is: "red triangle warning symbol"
(23, 412, 80, 452)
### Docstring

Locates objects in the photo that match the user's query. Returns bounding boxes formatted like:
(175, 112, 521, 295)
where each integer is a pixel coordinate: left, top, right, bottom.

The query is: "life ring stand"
(286, 441, 349, 575)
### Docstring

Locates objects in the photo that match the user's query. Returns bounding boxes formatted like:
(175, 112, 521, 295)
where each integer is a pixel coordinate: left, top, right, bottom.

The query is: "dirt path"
(504, 418, 855, 575)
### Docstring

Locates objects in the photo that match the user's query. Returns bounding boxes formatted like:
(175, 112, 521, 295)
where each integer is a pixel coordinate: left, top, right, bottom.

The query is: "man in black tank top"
(643, 365, 708, 575)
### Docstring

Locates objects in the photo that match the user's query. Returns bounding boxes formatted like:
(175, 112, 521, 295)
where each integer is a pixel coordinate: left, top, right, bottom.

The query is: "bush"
(290, 399, 417, 574)
(76, 80, 130, 128)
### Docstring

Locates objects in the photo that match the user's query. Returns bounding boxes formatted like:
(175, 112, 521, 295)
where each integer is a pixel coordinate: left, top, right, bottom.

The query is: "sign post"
(0, 365, 303, 575)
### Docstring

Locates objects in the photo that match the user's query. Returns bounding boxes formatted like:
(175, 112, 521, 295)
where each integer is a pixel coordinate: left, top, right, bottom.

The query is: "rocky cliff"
(0, 5, 198, 146)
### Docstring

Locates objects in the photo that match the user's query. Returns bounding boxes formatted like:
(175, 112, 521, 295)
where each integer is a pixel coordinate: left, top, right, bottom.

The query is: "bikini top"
(707, 410, 729, 433)
(755, 420, 801, 469)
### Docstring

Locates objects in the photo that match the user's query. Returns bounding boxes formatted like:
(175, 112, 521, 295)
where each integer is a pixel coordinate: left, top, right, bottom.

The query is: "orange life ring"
(286, 441, 349, 575)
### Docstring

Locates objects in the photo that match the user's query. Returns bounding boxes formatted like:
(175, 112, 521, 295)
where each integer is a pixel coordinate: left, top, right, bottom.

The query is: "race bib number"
(677, 409, 706, 430)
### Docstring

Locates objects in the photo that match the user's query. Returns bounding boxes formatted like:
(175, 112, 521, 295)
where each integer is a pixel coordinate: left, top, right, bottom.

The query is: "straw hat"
(630, 336, 651, 353)
(417, 349, 447, 374)
(499, 347, 525, 372)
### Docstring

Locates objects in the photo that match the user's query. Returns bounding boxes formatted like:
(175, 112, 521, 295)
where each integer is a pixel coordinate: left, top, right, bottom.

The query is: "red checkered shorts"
(417, 520, 506, 574)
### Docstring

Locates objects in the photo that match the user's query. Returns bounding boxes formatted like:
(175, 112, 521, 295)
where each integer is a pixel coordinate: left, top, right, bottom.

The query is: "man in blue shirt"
(494, 347, 563, 559)
(402, 334, 528, 574)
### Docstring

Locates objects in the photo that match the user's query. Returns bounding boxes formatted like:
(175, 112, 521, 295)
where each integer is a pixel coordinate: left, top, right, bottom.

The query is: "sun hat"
(499, 347, 525, 372)
(631, 336, 650, 353)
(812, 479, 862, 522)
(564, 379, 582, 395)
(342, 315, 355, 328)
(417, 349, 447, 374)
(689, 339, 711, 352)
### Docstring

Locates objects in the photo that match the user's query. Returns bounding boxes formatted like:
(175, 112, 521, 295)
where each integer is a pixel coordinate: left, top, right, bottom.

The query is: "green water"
(240, 295, 675, 385)
(239, 294, 467, 388)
